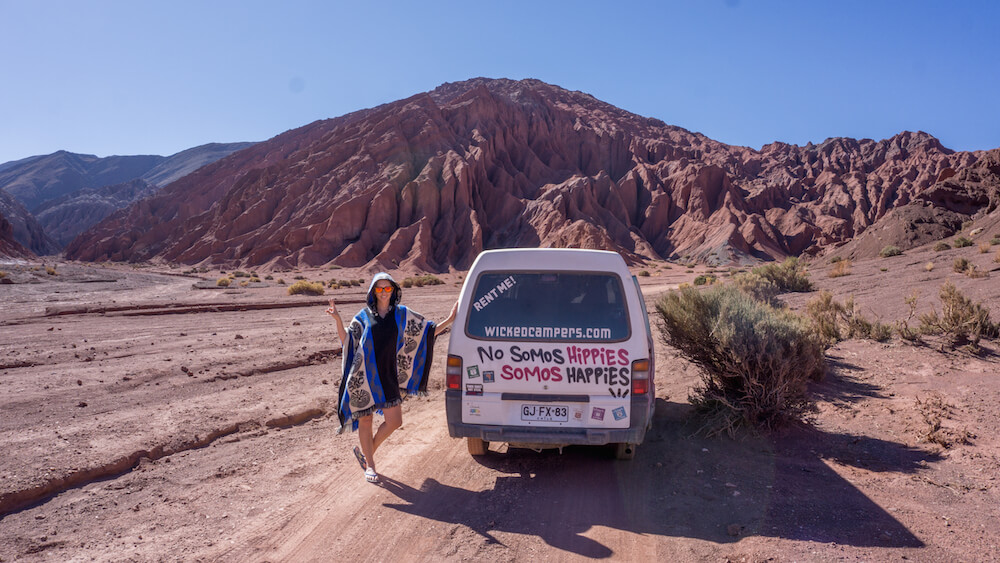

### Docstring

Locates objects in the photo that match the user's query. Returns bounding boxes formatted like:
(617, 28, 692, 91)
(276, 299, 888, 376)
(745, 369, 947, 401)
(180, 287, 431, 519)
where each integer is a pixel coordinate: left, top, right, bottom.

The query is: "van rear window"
(466, 272, 630, 342)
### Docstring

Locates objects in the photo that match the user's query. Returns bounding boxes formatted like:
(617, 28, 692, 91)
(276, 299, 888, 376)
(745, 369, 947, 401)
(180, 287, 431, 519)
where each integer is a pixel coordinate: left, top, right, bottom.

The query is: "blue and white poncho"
(336, 275, 436, 433)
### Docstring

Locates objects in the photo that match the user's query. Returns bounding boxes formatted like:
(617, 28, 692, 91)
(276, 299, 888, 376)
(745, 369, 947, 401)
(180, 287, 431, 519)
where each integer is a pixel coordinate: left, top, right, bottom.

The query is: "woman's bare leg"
(358, 415, 375, 472)
(372, 405, 402, 455)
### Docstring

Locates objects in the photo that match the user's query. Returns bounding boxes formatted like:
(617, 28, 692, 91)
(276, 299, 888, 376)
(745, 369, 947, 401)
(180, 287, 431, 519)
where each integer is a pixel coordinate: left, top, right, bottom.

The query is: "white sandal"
(364, 468, 379, 484)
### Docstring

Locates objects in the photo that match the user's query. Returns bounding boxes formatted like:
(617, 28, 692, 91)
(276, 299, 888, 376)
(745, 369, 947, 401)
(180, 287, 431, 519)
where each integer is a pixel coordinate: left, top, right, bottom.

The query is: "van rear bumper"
(445, 390, 652, 446)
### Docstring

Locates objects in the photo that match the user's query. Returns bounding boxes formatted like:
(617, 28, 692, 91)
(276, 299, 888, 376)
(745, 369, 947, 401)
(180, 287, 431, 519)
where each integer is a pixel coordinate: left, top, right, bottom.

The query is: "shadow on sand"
(382, 395, 935, 558)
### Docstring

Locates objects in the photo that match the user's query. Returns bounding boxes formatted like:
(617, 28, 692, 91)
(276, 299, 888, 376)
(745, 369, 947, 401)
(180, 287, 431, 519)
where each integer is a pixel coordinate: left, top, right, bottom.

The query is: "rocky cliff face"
(0, 212, 33, 260)
(34, 179, 158, 248)
(65, 78, 993, 270)
(0, 190, 57, 256)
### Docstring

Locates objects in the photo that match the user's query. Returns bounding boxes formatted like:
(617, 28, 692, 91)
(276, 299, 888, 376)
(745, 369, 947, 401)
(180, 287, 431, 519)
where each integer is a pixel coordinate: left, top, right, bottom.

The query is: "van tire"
(467, 437, 489, 456)
(614, 442, 635, 460)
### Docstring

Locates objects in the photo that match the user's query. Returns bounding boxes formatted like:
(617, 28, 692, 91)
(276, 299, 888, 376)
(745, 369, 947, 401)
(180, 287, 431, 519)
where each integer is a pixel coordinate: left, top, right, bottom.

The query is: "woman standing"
(326, 273, 456, 483)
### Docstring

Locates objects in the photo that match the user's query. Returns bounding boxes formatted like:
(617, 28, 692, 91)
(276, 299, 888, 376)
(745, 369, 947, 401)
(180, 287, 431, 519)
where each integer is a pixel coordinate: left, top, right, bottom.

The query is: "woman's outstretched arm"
(326, 298, 348, 346)
(434, 301, 459, 337)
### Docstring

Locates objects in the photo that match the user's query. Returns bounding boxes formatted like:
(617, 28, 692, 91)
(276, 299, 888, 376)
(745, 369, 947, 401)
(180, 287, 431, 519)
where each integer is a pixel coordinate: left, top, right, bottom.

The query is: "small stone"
(77, 380, 82, 386)
(292, 321, 301, 326)
(77, 402, 87, 408)
(235, 334, 244, 340)
(321, 379, 329, 385)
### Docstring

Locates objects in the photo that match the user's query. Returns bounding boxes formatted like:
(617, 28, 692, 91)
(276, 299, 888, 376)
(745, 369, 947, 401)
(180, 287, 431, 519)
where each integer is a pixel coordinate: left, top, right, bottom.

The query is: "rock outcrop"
(0, 190, 57, 256)
(65, 78, 993, 270)
(34, 179, 158, 248)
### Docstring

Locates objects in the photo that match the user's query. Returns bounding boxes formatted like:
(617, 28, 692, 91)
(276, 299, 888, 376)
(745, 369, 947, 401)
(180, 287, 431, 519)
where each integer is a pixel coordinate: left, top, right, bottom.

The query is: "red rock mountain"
(65, 78, 994, 270)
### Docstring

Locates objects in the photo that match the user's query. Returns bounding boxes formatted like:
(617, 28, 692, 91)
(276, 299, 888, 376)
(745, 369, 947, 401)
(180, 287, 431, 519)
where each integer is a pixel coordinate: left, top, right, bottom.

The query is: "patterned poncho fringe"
(336, 305, 435, 433)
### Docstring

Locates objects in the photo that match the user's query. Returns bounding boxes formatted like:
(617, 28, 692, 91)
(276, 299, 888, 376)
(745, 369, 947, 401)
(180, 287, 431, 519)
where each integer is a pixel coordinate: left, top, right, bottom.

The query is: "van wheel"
(614, 442, 635, 460)
(467, 437, 489, 456)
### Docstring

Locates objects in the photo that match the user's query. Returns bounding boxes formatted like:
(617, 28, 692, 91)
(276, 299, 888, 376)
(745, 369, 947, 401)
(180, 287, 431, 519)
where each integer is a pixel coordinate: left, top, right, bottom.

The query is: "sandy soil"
(1, 250, 999, 562)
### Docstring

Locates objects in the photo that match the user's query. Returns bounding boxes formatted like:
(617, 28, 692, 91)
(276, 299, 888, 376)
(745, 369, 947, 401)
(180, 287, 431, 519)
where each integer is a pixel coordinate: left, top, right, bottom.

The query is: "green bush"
(933, 241, 951, 252)
(879, 245, 902, 258)
(829, 256, 844, 264)
(637, 270, 651, 277)
(732, 272, 782, 308)
(287, 281, 325, 296)
(232, 270, 249, 278)
(402, 275, 444, 288)
(655, 285, 825, 436)
(693, 274, 717, 286)
(953, 236, 973, 248)
(953, 257, 970, 273)
(751, 257, 813, 293)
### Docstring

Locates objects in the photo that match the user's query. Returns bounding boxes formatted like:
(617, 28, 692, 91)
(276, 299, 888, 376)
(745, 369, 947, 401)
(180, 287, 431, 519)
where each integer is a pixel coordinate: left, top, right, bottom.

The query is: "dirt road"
(1, 260, 998, 561)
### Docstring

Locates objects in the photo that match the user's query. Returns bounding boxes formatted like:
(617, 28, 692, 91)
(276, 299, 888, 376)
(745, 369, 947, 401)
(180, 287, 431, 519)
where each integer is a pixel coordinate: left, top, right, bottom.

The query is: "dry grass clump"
(915, 393, 972, 449)
(637, 270, 651, 277)
(918, 281, 998, 349)
(879, 245, 903, 258)
(45, 266, 58, 276)
(751, 257, 813, 293)
(924, 262, 935, 272)
(933, 241, 951, 252)
(953, 236, 973, 248)
(829, 259, 851, 278)
(655, 285, 825, 436)
(979, 243, 992, 254)
(216, 277, 230, 287)
(952, 257, 970, 273)
(0, 270, 7, 279)
(693, 274, 717, 286)
(287, 280, 325, 296)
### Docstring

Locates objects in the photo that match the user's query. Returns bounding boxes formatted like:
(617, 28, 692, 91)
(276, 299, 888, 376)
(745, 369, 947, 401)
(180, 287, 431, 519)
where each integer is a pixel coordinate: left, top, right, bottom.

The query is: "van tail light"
(631, 359, 650, 395)
(446, 355, 463, 390)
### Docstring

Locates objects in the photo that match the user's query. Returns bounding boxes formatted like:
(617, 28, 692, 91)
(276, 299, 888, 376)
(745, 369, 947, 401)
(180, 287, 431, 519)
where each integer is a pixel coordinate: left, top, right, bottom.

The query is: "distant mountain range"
(0, 142, 255, 256)
(61, 78, 999, 271)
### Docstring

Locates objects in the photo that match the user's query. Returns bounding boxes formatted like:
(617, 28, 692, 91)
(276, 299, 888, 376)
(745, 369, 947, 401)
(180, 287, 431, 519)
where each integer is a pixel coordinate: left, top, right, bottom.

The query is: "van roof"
(469, 248, 630, 272)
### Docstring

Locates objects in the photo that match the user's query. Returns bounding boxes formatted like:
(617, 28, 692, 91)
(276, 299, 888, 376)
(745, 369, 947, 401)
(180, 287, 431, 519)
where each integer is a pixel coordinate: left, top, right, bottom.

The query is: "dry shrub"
(287, 280, 325, 296)
(655, 285, 825, 436)
(965, 263, 988, 279)
(403, 274, 444, 288)
(953, 236, 973, 248)
(805, 291, 843, 345)
(693, 274, 717, 286)
(979, 243, 991, 254)
(752, 257, 813, 293)
(915, 394, 972, 449)
(637, 270, 651, 277)
(45, 266, 57, 276)
(806, 292, 892, 344)
(924, 262, 934, 272)
(216, 277, 230, 287)
(828, 259, 851, 278)
(732, 272, 781, 307)
(879, 245, 902, 258)
(0, 270, 7, 279)
(896, 291, 923, 342)
(952, 257, 970, 273)
(918, 281, 998, 349)
(933, 241, 951, 252)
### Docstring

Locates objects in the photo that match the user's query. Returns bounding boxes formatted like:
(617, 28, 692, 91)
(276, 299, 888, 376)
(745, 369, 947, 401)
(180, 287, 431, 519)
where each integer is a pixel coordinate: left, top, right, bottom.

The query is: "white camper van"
(445, 248, 656, 460)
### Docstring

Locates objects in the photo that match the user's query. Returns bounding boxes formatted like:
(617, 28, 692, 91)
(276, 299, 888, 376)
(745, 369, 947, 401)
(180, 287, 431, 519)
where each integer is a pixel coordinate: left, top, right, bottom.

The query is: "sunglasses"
(373, 286, 394, 294)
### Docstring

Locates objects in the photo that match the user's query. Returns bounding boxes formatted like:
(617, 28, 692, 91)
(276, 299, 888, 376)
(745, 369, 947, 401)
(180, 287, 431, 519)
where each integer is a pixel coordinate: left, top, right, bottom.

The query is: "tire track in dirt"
(0, 407, 332, 517)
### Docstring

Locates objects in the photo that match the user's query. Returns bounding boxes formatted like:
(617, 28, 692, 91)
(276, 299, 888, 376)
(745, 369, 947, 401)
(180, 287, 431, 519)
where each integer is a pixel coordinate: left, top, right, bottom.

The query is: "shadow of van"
(382, 398, 932, 558)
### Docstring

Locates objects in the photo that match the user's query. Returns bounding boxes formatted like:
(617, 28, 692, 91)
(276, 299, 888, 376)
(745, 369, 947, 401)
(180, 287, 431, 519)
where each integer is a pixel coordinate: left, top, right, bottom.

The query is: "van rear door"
(458, 270, 641, 430)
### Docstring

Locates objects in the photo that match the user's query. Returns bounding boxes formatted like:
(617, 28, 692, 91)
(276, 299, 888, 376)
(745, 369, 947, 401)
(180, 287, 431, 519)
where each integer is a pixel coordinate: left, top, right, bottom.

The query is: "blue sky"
(1, 0, 998, 165)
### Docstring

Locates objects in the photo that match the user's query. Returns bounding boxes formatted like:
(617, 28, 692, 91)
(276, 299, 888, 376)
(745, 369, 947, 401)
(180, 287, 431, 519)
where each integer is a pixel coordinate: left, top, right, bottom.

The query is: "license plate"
(521, 404, 568, 422)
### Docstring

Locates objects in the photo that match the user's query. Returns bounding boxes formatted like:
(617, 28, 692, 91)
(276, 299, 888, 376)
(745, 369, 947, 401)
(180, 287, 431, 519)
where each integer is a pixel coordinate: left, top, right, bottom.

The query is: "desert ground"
(1, 246, 999, 562)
